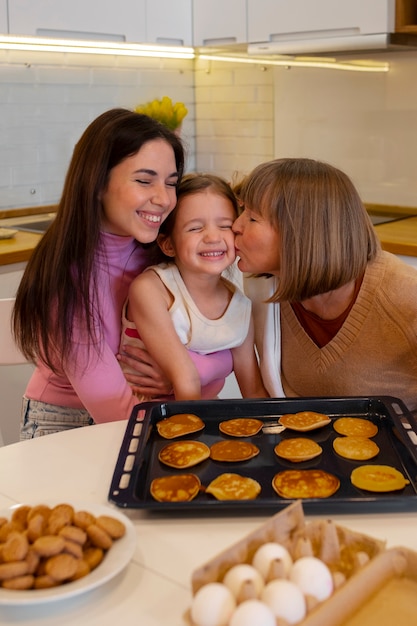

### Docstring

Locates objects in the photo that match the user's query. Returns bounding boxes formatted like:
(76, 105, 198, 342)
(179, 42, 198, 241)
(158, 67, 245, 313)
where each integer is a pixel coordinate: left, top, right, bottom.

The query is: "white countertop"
(0, 421, 417, 625)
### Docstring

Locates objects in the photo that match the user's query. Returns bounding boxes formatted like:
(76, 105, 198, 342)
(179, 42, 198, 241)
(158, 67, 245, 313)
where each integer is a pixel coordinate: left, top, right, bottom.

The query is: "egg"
(252, 542, 293, 581)
(223, 564, 264, 600)
(229, 599, 276, 626)
(261, 579, 307, 624)
(289, 556, 334, 602)
(190, 582, 236, 626)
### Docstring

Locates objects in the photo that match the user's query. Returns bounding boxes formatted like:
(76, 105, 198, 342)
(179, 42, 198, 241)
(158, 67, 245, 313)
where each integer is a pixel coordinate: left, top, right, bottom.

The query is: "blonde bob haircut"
(238, 158, 381, 302)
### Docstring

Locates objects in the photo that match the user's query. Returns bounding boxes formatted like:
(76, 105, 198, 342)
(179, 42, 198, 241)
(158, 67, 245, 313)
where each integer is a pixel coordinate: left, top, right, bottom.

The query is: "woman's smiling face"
(232, 206, 281, 275)
(100, 138, 179, 243)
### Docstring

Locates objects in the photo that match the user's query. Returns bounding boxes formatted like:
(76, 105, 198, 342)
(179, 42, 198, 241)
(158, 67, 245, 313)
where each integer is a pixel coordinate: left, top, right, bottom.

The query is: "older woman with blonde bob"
(233, 158, 417, 415)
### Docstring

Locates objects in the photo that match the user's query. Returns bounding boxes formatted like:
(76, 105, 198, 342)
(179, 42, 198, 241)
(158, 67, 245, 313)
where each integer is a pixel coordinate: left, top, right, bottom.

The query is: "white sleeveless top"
(121, 263, 252, 354)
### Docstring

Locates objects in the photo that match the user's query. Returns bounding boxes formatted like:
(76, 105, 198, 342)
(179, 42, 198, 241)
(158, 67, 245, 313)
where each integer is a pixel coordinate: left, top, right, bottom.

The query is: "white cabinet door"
(248, 0, 395, 44)
(0, 0, 7, 33)
(8, 0, 147, 42)
(146, 0, 192, 46)
(193, 0, 247, 46)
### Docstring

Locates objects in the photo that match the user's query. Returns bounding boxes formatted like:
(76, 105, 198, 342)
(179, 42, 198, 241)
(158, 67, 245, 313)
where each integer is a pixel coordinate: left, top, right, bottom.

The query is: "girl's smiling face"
(232, 207, 281, 275)
(101, 138, 179, 243)
(159, 189, 237, 276)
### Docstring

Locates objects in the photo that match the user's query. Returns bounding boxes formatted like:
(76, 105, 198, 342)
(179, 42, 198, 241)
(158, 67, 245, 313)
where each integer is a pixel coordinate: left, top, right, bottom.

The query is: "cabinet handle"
(202, 37, 237, 46)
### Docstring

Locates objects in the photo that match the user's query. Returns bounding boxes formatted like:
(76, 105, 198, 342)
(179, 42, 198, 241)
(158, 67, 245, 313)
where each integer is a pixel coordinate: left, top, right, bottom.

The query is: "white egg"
(223, 564, 264, 600)
(290, 556, 334, 602)
(229, 599, 276, 626)
(191, 582, 236, 626)
(252, 542, 293, 581)
(261, 579, 307, 624)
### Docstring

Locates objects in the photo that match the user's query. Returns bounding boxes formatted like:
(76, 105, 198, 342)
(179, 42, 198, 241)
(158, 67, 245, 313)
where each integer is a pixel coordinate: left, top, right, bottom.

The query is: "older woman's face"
(232, 207, 281, 275)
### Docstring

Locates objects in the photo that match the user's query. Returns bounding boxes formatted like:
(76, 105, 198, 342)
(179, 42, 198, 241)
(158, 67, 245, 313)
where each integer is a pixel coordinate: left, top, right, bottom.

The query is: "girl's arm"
(127, 270, 202, 400)
(231, 316, 269, 398)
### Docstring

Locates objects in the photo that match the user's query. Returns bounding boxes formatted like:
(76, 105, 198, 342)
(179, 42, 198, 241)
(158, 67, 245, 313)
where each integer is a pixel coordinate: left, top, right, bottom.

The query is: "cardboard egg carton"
(186, 501, 417, 625)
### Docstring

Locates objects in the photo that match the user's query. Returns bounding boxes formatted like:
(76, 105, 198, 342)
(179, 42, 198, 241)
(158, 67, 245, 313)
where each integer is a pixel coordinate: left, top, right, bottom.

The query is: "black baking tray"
(108, 396, 417, 514)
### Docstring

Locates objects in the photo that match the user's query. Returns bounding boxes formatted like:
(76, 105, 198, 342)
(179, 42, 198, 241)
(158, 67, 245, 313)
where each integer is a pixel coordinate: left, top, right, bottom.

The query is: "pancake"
(278, 411, 331, 432)
(158, 440, 210, 469)
(351, 465, 410, 492)
(274, 437, 323, 462)
(333, 417, 378, 438)
(206, 473, 261, 500)
(156, 413, 204, 439)
(150, 474, 201, 502)
(333, 436, 380, 461)
(218, 418, 263, 437)
(272, 469, 340, 499)
(210, 440, 260, 462)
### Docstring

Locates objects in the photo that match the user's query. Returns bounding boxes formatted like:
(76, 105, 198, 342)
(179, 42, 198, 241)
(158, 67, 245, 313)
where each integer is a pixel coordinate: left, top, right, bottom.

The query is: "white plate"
(0, 501, 136, 606)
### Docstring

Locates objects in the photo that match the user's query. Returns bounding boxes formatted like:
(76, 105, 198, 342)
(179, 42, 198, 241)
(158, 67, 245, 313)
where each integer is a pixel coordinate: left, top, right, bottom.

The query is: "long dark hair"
(13, 108, 185, 370)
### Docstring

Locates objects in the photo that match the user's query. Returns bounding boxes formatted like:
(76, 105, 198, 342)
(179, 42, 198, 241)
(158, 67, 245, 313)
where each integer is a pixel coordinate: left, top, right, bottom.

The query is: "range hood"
(248, 31, 417, 56)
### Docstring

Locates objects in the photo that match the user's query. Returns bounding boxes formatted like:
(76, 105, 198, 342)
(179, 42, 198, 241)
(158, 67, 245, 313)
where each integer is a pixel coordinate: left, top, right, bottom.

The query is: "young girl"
(13, 110, 232, 438)
(120, 173, 268, 400)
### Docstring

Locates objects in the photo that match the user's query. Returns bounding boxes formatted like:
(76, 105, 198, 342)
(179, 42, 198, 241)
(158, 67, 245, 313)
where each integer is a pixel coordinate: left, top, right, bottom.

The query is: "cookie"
(2, 530, 29, 562)
(272, 469, 340, 499)
(333, 436, 380, 460)
(150, 474, 201, 502)
(206, 473, 261, 500)
(351, 465, 409, 492)
(33, 535, 66, 557)
(86, 524, 113, 550)
(59, 525, 87, 545)
(333, 417, 378, 438)
(47, 503, 74, 534)
(156, 413, 205, 439)
(158, 440, 210, 469)
(278, 412, 331, 432)
(218, 418, 263, 437)
(2, 574, 34, 590)
(73, 510, 96, 530)
(83, 547, 104, 571)
(45, 553, 79, 582)
(0, 561, 29, 581)
(274, 437, 323, 462)
(210, 440, 260, 462)
(96, 515, 126, 540)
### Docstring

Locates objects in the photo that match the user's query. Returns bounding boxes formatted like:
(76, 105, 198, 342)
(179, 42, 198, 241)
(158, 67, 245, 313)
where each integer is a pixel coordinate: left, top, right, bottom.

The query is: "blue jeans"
(20, 397, 94, 440)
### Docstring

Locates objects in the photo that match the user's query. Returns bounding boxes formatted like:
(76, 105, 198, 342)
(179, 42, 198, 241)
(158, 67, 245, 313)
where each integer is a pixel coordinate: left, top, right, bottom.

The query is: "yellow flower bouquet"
(135, 96, 188, 131)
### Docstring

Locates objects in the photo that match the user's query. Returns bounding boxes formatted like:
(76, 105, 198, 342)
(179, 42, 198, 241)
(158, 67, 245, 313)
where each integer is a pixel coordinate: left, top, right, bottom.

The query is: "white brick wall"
(2, 48, 417, 212)
(0, 50, 195, 209)
(194, 58, 274, 181)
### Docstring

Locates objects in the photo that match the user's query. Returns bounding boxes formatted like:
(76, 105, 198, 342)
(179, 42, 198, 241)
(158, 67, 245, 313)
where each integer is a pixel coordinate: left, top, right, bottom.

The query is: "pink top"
(25, 232, 232, 423)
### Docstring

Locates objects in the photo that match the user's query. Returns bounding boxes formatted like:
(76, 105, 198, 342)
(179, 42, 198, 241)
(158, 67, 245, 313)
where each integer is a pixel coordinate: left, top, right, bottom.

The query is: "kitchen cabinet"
(147, 0, 192, 46)
(0, 263, 33, 446)
(0, 0, 7, 34)
(8, 0, 147, 42)
(247, 0, 395, 45)
(7, 0, 193, 45)
(192, 0, 247, 46)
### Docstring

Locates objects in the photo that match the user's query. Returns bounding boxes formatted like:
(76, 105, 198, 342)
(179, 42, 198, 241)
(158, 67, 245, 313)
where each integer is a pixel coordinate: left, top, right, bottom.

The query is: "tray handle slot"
(384, 397, 417, 467)
(108, 405, 153, 505)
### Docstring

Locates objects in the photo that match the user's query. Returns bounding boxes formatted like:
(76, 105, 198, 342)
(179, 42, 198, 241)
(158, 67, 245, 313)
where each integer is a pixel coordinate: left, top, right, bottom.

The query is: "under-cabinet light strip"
(0, 36, 195, 59)
(198, 53, 389, 72)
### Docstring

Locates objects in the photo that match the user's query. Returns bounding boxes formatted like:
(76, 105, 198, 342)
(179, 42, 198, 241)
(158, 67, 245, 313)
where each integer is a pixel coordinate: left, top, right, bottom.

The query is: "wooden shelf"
(396, 0, 417, 32)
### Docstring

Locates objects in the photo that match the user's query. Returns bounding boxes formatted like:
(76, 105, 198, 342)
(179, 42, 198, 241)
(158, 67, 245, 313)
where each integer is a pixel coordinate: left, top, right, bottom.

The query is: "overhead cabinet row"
(2, 0, 193, 46)
(2, 0, 416, 52)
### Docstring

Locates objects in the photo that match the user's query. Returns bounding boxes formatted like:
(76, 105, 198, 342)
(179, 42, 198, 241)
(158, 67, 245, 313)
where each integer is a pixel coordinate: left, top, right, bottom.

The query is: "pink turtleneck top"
(24, 232, 232, 423)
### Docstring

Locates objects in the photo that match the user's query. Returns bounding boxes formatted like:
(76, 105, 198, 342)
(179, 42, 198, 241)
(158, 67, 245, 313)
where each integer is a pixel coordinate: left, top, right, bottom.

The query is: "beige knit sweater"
(280, 251, 417, 413)
(245, 252, 417, 412)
